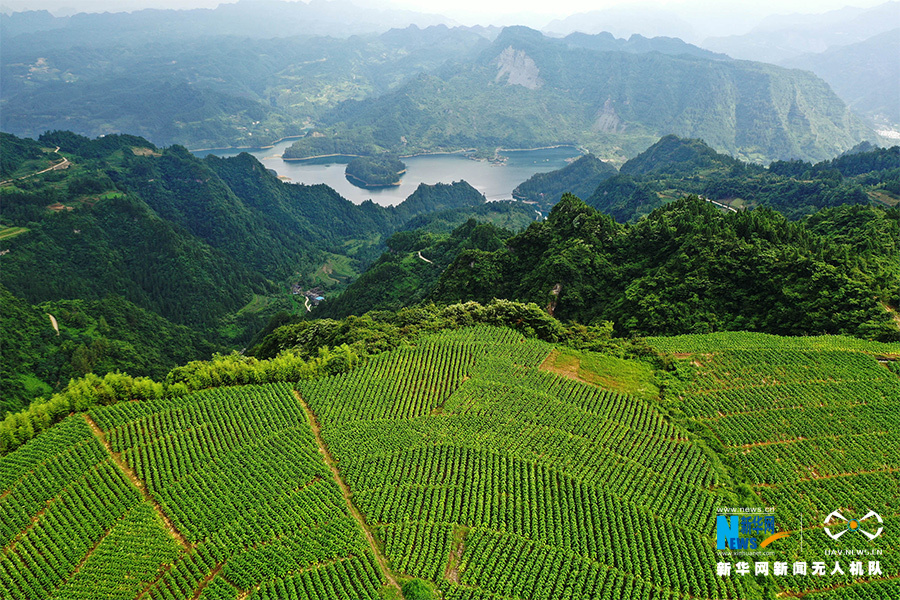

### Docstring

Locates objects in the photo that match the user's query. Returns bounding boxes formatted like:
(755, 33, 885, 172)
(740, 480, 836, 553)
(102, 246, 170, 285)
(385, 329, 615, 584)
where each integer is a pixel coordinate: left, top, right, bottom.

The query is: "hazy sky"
(2, 0, 892, 38)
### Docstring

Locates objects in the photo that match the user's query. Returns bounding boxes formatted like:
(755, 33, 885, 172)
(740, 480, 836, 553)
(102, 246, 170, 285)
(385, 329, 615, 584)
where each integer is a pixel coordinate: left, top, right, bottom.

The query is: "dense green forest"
(312, 220, 515, 318)
(0, 132, 535, 412)
(345, 156, 407, 188)
(431, 194, 899, 339)
(313, 192, 899, 340)
(0, 285, 218, 414)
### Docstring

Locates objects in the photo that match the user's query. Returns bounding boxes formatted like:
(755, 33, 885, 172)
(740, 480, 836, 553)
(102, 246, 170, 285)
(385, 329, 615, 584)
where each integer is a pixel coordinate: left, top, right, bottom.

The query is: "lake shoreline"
(194, 142, 582, 207)
(190, 134, 307, 154)
(280, 145, 582, 163)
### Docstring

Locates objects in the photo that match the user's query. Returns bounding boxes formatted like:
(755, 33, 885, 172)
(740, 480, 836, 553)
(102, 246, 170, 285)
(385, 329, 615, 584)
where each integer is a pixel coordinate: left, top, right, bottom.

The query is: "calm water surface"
(195, 139, 581, 207)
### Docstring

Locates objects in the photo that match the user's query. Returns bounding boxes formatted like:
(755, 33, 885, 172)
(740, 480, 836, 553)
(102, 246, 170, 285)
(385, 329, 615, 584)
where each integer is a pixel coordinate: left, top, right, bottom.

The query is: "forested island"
(344, 156, 407, 188)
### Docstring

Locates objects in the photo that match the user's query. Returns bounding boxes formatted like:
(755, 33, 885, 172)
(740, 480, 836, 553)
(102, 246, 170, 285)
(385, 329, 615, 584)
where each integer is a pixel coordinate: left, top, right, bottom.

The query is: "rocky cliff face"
(495, 46, 543, 90)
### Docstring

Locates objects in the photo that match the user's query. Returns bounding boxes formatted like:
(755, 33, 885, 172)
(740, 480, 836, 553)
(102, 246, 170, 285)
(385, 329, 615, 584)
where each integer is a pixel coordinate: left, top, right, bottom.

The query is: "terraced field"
(1, 327, 898, 599)
(647, 332, 900, 598)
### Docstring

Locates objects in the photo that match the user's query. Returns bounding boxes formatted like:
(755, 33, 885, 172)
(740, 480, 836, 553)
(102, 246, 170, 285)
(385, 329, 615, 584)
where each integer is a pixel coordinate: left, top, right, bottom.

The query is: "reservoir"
(195, 139, 581, 206)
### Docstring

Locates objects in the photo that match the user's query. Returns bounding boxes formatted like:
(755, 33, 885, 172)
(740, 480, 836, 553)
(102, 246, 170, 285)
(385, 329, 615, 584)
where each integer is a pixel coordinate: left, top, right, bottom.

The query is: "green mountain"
(1, 25, 491, 149)
(288, 26, 874, 164)
(0, 131, 535, 412)
(512, 153, 618, 212)
(2, 16, 875, 162)
(618, 134, 743, 176)
(584, 135, 900, 221)
(0, 285, 218, 414)
(431, 194, 899, 340)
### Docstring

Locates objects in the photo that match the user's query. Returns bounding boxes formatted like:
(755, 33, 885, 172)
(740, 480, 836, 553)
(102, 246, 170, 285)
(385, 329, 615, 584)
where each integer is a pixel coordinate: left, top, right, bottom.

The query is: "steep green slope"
(314, 219, 515, 318)
(782, 28, 900, 128)
(0, 131, 536, 411)
(0, 285, 219, 413)
(0, 132, 47, 180)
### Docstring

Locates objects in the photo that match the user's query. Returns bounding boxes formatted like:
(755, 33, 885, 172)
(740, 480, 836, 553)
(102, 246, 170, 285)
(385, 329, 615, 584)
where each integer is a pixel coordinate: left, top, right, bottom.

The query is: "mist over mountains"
(3, 0, 891, 163)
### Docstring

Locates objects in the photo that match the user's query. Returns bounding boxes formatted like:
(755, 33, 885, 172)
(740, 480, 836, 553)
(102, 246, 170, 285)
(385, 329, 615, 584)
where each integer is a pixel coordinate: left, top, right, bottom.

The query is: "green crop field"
(2, 327, 898, 599)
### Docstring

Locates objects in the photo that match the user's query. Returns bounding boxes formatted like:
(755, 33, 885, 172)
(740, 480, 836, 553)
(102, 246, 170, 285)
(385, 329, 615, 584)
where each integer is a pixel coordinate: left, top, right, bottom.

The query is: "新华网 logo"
(717, 514, 789, 550)
(824, 510, 883, 541)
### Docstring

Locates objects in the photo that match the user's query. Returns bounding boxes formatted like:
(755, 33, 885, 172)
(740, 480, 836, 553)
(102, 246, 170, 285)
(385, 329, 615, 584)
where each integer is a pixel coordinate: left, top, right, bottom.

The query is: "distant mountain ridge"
(782, 28, 900, 130)
(702, 1, 900, 63)
(292, 26, 874, 164)
(0, 0, 454, 45)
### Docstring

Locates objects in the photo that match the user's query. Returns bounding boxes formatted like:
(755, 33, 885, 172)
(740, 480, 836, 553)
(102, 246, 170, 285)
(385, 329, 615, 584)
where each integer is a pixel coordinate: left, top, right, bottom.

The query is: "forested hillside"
(0, 131, 535, 411)
(432, 195, 899, 339)
(512, 153, 618, 212)
(571, 136, 898, 221)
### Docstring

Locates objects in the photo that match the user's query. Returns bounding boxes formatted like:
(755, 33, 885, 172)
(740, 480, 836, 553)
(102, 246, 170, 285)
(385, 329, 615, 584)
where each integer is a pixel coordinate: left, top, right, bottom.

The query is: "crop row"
(221, 516, 363, 590)
(458, 528, 748, 600)
(106, 383, 303, 488)
(683, 378, 899, 418)
(298, 326, 553, 427)
(0, 417, 97, 490)
(707, 403, 900, 448)
(247, 554, 384, 600)
(798, 581, 900, 600)
(0, 460, 140, 600)
(353, 455, 719, 595)
(48, 502, 180, 600)
(419, 326, 553, 368)
(88, 383, 379, 597)
(0, 435, 107, 547)
(448, 362, 682, 442)
(378, 521, 453, 581)
(730, 432, 899, 485)
(688, 350, 891, 392)
(299, 341, 475, 424)
(755, 470, 900, 527)
(453, 381, 709, 484)
(145, 539, 223, 600)
(341, 436, 714, 532)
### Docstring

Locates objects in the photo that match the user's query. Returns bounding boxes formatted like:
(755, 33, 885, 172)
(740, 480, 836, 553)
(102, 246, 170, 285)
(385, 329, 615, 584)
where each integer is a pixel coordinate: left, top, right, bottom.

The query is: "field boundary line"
(82, 414, 191, 550)
(190, 561, 224, 600)
(294, 390, 404, 597)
